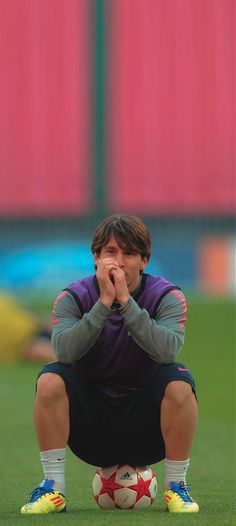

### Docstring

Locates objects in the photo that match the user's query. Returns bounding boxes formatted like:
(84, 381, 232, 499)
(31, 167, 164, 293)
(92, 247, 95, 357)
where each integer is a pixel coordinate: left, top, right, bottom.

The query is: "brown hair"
(91, 214, 151, 259)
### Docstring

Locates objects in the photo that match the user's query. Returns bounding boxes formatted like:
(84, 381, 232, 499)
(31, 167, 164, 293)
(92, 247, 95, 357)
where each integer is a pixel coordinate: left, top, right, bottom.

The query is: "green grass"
(0, 298, 235, 526)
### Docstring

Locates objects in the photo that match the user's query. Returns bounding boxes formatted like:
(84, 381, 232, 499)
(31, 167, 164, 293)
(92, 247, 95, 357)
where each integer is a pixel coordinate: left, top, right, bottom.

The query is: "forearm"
(121, 296, 185, 363)
(52, 298, 112, 363)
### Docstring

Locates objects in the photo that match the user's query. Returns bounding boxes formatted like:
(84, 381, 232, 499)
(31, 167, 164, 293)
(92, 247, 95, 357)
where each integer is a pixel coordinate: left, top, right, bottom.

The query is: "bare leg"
(161, 381, 198, 460)
(34, 373, 69, 450)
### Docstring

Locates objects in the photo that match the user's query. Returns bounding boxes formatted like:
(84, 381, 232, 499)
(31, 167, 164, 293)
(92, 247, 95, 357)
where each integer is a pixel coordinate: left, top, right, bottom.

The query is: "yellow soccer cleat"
(164, 481, 199, 513)
(21, 479, 66, 514)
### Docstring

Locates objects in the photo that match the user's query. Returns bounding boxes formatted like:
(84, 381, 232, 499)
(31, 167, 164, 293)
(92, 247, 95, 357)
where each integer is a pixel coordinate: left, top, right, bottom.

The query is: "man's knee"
(163, 381, 195, 408)
(36, 372, 67, 405)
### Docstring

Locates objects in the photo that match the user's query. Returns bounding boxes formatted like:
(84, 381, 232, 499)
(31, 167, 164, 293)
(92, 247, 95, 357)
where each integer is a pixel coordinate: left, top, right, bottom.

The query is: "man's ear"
(93, 252, 99, 266)
(140, 257, 148, 272)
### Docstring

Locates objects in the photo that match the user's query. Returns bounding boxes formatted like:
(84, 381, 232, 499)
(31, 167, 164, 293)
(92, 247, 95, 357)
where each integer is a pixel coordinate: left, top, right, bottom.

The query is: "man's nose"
(115, 253, 124, 266)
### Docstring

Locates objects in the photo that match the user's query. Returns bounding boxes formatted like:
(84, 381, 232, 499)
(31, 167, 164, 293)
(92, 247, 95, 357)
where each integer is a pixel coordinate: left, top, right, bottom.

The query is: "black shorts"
(37, 362, 196, 467)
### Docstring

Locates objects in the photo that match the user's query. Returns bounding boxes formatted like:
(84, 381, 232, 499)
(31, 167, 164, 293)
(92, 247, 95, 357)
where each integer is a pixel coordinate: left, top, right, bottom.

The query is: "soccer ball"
(92, 464, 157, 509)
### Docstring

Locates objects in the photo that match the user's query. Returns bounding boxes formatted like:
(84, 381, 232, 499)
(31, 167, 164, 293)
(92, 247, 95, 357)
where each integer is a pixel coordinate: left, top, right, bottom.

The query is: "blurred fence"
(0, 0, 235, 303)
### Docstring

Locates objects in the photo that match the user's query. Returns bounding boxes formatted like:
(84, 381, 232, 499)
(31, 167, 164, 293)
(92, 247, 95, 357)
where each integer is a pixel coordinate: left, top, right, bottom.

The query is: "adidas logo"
(120, 472, 132, 480)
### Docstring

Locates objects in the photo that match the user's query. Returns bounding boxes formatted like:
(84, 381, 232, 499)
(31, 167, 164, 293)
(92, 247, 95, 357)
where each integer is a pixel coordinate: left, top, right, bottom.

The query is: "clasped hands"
(96, 258, 130, 308)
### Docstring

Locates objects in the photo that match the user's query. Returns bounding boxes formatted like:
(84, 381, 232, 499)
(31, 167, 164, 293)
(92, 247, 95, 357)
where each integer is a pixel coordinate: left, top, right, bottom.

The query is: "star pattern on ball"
(129, 475, 152, 502)
(99, 473, 123, 500)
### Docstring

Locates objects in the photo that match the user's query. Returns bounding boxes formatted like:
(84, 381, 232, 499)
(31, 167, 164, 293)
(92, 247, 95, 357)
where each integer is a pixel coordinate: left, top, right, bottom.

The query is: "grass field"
(0, 298, 235, 526)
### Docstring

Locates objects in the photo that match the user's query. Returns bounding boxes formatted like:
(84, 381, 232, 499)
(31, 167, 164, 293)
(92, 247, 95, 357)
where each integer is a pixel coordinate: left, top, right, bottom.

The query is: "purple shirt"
(64, 274, 180, 394)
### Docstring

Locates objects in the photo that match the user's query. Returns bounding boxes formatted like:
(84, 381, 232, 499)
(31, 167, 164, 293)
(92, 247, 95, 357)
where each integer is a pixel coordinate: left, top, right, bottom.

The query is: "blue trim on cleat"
(30, 479, 59, 502)
(164, 481, 199, 513)
(170, 481, 193, 502)
(21, 479, 66, 514)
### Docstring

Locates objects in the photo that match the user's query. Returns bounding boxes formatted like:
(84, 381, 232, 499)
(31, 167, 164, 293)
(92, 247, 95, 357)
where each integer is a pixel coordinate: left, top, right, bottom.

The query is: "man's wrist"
(119, 296, 131, 308)
(100, 296, 114, 308)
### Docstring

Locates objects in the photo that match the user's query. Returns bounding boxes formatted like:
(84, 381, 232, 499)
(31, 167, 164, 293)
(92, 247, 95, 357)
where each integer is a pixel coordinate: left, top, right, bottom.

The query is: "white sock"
(40, 448, 66, 495)
(164, 458, 190, 489)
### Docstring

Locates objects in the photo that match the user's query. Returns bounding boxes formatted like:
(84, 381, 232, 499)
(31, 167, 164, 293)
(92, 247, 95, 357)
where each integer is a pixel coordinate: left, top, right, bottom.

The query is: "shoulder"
(158, 288, 187, 313)
(144, 273, 178, 289)
(143, 274, 182, 300)
(66, 275, 95, 290)
(52, 289, 79, 315)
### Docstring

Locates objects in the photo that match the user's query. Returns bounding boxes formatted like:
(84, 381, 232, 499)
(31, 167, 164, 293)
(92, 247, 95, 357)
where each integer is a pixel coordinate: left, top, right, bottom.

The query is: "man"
(21, 214, 199, 514)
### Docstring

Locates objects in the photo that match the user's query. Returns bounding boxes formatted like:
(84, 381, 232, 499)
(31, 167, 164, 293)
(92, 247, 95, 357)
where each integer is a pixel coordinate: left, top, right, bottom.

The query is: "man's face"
(94, 236, 148, 292)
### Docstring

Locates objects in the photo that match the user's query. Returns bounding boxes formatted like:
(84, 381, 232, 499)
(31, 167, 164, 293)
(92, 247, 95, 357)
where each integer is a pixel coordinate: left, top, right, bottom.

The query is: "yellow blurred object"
(0, 293, 42, 362)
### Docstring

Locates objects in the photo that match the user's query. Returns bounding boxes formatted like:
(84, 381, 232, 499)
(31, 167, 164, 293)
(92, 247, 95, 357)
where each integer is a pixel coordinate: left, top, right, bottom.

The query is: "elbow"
(165, 333, 183, 362)
(56, 353, 72, 365)
(52, 335, 72, 364)
(54, 342, 74, 364)
(52, 346, 70, 364)
(158, 353, 176, 365)
(157, 340, 183, 364)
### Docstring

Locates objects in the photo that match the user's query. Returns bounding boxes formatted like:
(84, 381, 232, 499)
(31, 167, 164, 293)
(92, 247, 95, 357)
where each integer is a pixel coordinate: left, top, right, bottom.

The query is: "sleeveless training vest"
(64, 274, 179, 394)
